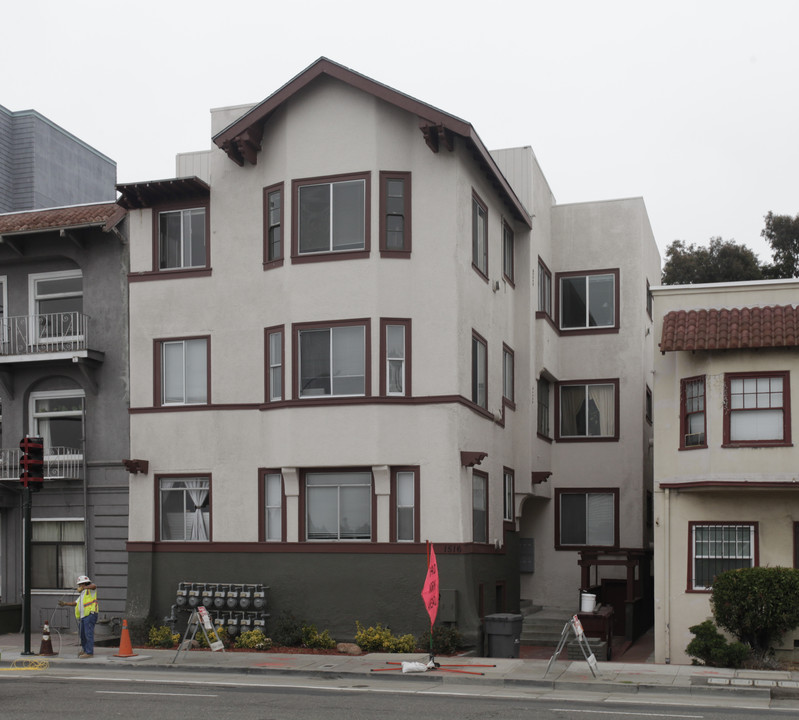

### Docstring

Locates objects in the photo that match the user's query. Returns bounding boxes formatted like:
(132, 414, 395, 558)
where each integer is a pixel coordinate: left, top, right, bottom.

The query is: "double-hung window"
(537, 377, 551, 437)
(380, 172, 411, 254)
(381, 319, 410, 396)
(503, 469, 514, 524)
(556, 489, 617, 548)
(159, 476, 211, 541)
(32, 519, 84, 589)
(159, 207, 207, 270)
(294, 173, 369, 258)
(262, 471, 283, 542)
(0, 275, 6, 350)
(558, 270, 618, 331)
(502, 222, 514, 284)
(557, 381, 618, 440)
(724, 372, 790, 446)
(537, 260, 552, 317)
(471, 331, 487, 408)
(305, 470, 372, 541)
(296, 321, 369, 398)
(502, 344, 515, 408)
(472, 193, 488, 277)
(681, 376, 706, 448)
(473, 471, 488, 543)
(690, 522, 756, 590)
(159, 337, 209, 405)
(392, 468, 418, 542)
(265, 326, 284, 402)
(264, 183, 283, 266)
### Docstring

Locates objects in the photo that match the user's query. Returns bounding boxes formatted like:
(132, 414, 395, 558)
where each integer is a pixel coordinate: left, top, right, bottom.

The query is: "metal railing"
(0, 312, 89, 356)
(0, 447, 83, 481)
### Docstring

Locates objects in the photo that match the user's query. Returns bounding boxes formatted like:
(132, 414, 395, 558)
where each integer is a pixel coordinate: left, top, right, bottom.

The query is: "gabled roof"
(659, 305, 799, 352)
(212, 57, 531, 228)
(0, 201, 126, 237)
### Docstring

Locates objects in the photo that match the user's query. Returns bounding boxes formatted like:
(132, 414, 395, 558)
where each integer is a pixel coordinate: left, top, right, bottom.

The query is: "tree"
(661, 237, 764, 285)
(711, 566, 799, 660)
(761, 211, 799, 279)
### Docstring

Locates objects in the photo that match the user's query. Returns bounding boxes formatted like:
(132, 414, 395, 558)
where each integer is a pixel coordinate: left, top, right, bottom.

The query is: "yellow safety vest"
(75, 588, 99, 619)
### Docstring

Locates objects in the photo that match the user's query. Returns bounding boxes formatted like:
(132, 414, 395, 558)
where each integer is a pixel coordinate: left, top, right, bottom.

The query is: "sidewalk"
(1, 630, 798, 705)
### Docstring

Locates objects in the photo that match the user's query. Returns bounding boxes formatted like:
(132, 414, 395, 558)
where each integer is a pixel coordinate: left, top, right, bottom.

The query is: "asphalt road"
(2, 670, 797, 719)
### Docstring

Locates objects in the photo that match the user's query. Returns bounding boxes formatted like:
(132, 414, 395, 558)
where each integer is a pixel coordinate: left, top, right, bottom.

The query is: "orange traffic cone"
(38, 621, 56, 656)
(114, 618, 138, 658)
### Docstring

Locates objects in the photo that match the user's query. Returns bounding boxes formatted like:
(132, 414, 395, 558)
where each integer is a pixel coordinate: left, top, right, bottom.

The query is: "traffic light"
(19, 436, 44, 491)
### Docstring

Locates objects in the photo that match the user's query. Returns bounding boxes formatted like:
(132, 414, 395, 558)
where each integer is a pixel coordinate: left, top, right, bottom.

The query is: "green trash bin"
(484, 613, 523, 658)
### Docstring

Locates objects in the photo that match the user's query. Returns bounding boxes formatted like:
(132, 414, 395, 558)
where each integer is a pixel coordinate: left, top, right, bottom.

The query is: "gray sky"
(4, 0, 798, 263)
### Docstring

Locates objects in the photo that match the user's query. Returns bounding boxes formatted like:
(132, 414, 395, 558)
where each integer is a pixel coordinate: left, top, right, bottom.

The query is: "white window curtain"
(185, 479, 210, 541)
(588, 384, 614, 436)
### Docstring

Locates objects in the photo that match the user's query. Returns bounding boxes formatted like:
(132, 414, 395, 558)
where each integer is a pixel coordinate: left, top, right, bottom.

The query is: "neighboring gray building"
(0, 104, 116, 213)
(0, 202, 130, 633)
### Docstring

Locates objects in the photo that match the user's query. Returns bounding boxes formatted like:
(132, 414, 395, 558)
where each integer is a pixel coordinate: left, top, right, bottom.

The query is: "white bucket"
(580, 593, 596, 613)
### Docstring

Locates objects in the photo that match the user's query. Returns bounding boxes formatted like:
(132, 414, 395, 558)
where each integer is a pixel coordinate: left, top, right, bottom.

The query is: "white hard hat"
(76, 575, 91, 585)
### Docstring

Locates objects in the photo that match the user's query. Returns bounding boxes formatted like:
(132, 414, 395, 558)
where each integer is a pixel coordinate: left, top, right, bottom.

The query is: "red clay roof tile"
(660, 305, 799, 352)
(0, 202, 125, 236)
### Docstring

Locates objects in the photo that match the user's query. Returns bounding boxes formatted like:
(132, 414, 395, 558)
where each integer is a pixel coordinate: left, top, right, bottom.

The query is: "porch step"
(520, 606, 575, 647)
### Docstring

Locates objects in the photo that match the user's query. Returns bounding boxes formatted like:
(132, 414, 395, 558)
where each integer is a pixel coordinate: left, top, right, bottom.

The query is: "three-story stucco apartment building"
(652, 279, 799, 664)
(119, 58, 660, 645)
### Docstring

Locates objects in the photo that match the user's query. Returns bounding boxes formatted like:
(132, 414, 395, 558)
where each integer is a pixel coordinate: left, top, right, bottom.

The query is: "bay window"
(293, 172, 369, 258)
(305, 470, 372, 541)
(296, 321, 369, 398)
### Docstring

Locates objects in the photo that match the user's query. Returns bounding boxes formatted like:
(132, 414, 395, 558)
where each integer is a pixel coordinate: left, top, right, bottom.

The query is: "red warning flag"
(420, 542, 439, 628)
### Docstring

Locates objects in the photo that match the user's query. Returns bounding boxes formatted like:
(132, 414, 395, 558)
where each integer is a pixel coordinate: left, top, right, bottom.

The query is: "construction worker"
(59, 575, 99, 658)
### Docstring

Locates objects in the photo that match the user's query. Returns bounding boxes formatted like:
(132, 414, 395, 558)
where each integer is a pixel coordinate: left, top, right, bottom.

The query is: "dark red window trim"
(291, 318, 372, 400)
(389, 466, 420, 543)
(555, 268, 620, 335)
(258, 468, 287, 543)
(151, 198, 211, 274)
(686, 520, 759, 593)
(471, 190, 489, 281)
(554, 378, 620, 442)
(153, 335, 211, 408)
(473, 469, 489, 544)
(264, 325, 285, 403)
(291, 171, 371, 264)
(502, 220, 515, 287)
(554, 487, 620, 551)
(722, 371, 791, 448)
(379, 318, 412, 397)
(680, 375, 707, 450)
(155, 473, 212, 542)
(502, 467, 515, 530)
(263, 182, 284, 269)
(379, 171, 411, 257)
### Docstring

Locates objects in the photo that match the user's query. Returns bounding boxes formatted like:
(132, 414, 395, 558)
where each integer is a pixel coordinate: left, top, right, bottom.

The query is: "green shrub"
(355, 622, 416, 653)
(711, 567, 799, 658)
(271, 611, 304, 647)
(146, 625, 180, 649)
(686, 620, 750, 668)
(301, 624, 336, 650)
(418, 625, 464, 655)
(234, 628, 273, 650)
(197, 625, 229, 649)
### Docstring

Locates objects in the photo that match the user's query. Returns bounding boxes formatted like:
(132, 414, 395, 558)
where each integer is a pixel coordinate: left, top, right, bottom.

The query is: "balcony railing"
(0, 447, 83, 481)
(0, 313, 89, 356)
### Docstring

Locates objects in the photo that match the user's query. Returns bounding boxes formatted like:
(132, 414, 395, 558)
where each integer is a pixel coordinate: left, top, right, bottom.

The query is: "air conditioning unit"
(684, 432, 705, 447)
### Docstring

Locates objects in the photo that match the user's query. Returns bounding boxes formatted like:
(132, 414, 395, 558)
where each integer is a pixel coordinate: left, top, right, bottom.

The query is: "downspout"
(663, 487, 670, 664)
(82, 399, 88, 575)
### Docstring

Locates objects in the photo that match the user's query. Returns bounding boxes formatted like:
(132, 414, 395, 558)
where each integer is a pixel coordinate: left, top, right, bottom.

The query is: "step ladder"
(545, 614, 598, 677)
